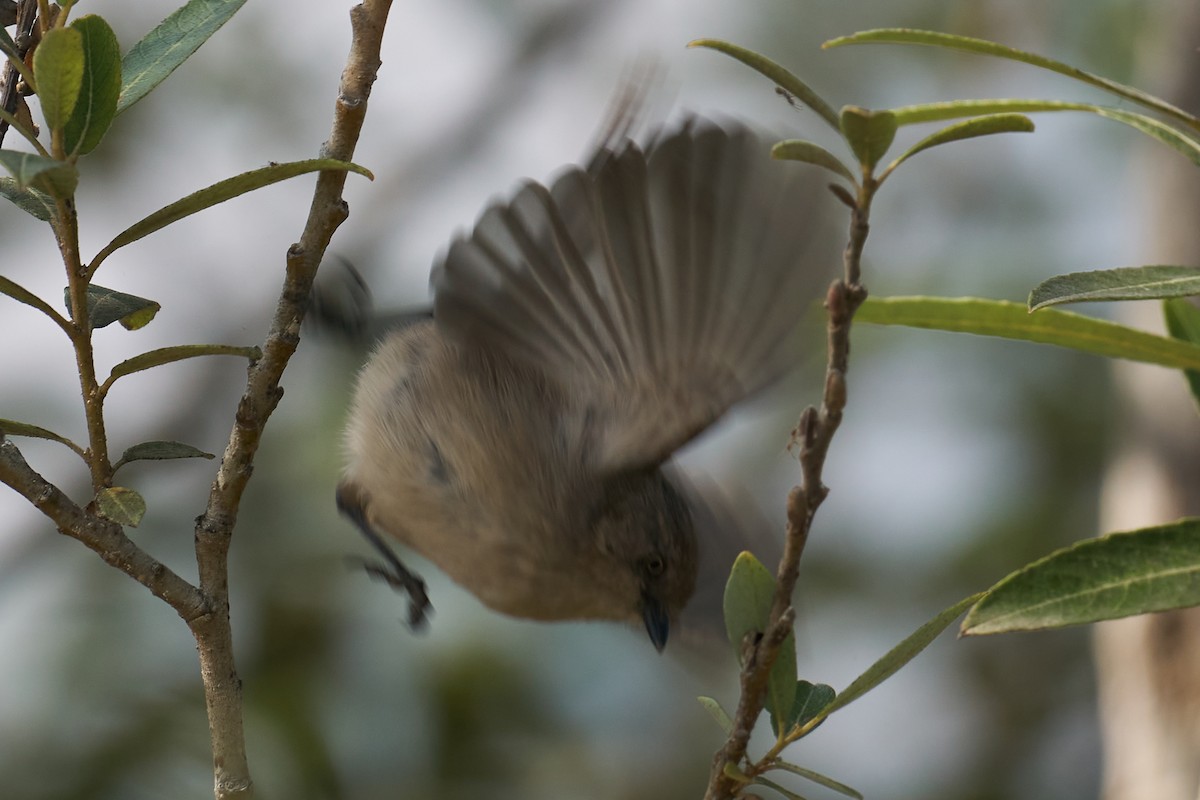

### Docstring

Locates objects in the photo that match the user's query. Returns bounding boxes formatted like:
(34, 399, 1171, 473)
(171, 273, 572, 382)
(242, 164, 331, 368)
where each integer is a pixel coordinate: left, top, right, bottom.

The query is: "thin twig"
(703, 186, 872, 800)
(187, 3, 393, 798)
(0, 438, 206, 616)
(0, 0, 38, 148)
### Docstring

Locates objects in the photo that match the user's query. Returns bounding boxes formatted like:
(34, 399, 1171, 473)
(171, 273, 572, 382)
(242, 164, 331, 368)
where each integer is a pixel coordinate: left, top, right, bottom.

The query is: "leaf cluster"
(695, 27, 1200, 800)
(0, 0, 369, 524)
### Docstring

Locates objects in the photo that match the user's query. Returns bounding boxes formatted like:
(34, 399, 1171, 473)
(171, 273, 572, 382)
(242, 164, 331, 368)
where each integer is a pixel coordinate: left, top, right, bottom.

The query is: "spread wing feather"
(432, 117, 834, 472)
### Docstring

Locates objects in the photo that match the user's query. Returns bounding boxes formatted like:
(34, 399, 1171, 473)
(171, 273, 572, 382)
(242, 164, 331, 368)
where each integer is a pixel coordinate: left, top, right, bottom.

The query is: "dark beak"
(642, 593, 670, 652)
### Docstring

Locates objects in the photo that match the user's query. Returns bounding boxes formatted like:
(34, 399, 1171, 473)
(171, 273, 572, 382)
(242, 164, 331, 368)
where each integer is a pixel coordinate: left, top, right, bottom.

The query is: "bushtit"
(338, 116, 831, 650)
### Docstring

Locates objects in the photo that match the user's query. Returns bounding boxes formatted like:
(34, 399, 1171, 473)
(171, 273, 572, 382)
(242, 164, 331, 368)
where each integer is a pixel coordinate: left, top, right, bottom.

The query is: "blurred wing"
(433, 117, 833, 472)
(672, 473, 784, 655)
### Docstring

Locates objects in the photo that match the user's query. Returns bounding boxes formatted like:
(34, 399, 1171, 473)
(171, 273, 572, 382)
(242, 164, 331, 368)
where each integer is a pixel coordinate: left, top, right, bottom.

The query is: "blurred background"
(1, 0, 1195, 798)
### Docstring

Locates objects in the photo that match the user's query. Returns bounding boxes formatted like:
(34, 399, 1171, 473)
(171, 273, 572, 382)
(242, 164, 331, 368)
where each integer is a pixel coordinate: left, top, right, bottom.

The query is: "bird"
(336, 114, 834, 651)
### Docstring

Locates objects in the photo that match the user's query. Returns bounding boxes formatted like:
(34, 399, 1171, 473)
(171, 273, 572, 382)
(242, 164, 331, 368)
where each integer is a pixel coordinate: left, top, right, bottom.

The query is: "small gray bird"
(338, 117, 831, 650)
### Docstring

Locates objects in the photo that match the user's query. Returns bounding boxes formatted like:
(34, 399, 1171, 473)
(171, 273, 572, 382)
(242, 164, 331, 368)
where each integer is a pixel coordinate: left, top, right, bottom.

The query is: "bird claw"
(356, 557, 433, 630)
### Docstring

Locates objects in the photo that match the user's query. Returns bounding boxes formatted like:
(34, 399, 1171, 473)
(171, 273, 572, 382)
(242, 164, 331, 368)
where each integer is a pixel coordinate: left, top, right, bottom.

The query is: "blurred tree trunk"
(1094, 6, 1200, 799)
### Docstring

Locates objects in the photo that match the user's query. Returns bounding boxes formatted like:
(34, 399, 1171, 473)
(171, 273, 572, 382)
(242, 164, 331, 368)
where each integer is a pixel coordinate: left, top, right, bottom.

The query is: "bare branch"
(0, 438, 206, 617)
(704, 193, 871, 800)
(186, 3, 395, 798)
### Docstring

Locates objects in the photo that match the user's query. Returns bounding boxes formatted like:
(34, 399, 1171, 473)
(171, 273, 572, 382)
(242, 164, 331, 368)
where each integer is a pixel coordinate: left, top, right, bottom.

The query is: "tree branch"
(0, 438, 206, 617)
(704, 191, 871, 800)
(187, 3, 394, 798)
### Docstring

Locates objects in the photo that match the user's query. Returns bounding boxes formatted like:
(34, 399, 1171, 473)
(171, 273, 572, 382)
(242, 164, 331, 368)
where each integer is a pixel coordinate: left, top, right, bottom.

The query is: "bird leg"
(336, 484, 432, 630)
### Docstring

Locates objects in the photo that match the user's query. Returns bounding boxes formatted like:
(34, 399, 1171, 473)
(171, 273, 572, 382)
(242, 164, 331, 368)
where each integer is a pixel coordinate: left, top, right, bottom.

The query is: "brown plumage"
(339, 117, 833, 650)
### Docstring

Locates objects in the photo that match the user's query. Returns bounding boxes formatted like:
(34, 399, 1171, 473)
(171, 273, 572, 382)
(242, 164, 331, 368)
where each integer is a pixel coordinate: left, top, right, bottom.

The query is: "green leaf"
(767, 632, 798, 737)
(771, 140, 857, 185)
(119, 0, 249, 114)
(886, 100, 1200, 168)
(32, 27, 84, 132)
(113, 440, 214, 472)
(0, 418, 86, 457)
(63, 15, 122, 156)
(0, 150, 78, 197)
(823, 29, 1199, 131)
(69, 284, 161, 330)
(750, 775, 809, 800)
(1087, 107, 1200, 167)
(0, 275, 71, 332)
(697, 696, 733, 735)
(687, 39, 840, 130)
(723, 550, 776, 649)
(839, 106, 896, 170)
(857, 296, 1200, 372)
(886, 113, 1034, 173)
(963, 520, 1200, 635)
(1030, 266, 1200, 310)
(772, 762, 863, 800)
(722, 552, 797, 735)
(889, 98, 1083, 126)
(788, 681, 836, 731)
(0, 26, 20, 63)
(820, 594, 983, 718)
(1164, 299, 1200, 410)
(105, 343, 261, 387)
(95, 486, 146, 527)
(0, 178, 56, 221)
(90, 159, 374, 274)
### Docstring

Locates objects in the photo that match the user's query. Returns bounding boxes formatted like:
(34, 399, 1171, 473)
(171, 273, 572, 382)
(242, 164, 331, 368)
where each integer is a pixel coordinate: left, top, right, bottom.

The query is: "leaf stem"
(54, 195, 112, 491)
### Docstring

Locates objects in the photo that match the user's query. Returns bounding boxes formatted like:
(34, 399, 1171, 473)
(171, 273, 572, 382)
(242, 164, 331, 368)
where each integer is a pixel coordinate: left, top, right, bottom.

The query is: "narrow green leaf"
(839, 106, 896, 170)
(889, 98, 1085, 126)
(0, 26, 20, 62)
(887, 113, 1034, 173)
(771, 140, 857, 185)
(697, 696, 733, 735)
(1030, 266, 1200, 310)
(1090, 106, 1200, 167)
(821, 594, 983, 717)
(0, 418, 86, 457)
(963, 520, 1200, 635)
(0, 178, 55, 221)
(32, 27, 84, 131)
(857, 296, 1200, 372)
(113, 440, 214, 472)
(105, 343, 261, 387)
(95, 486, 146, 527)
(64, 15, 122, 156)
(688, 39, 840, 130)
(751, 775, 810, 800)
(0, 150, 78, 197)
(0, 32, 37, 116)
(1163, 299, 1200, 410)
(90, 159, 374, 274)
(823, 29, 1199, 131)
(772, 762, 863, 800)
(887, 100, 1200, 168)
(0, 275, 71, 332)
(119, 0, 249, 114)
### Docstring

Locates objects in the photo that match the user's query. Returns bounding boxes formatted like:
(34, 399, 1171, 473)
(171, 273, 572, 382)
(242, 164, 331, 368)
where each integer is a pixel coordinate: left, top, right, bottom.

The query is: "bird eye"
(645, 555, 665, 577)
